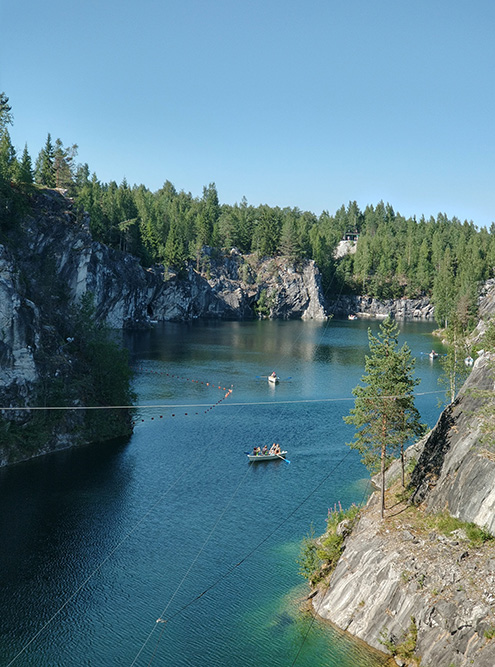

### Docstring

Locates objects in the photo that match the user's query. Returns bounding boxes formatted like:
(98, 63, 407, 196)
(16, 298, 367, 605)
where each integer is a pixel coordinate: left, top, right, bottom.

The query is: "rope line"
(291, 475, 375, 666)
(130, 465, 254, 667)
(0, 389, 444, 412)
(150, 447, 354, 633)
(5, 460, 200, 667)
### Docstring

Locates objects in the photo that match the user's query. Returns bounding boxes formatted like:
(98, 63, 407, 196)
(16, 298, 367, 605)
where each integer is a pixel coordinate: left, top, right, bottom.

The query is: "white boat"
(348, 314, 358, 320)
(429, 351, 439, 359)
(268, 374, 280, 384)
(247, 451, 288, 462)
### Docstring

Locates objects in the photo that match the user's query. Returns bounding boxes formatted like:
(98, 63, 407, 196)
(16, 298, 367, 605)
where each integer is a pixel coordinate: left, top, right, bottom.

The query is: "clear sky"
(1, 0, 494, 226)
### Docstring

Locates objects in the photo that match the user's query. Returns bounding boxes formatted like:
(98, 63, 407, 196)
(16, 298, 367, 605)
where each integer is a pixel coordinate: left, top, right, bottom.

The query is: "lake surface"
(0, 318, 446, 666)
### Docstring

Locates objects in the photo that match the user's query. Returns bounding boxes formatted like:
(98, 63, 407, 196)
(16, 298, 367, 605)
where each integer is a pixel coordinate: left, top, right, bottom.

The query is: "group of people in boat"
(251, 443, 282, 456)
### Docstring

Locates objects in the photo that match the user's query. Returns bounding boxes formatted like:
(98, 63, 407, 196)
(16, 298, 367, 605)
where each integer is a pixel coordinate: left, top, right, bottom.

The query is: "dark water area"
(0, 319, 445, 666)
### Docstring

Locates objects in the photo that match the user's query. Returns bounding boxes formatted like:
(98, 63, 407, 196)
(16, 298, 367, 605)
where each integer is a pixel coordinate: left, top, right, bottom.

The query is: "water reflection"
(1, 319, 442, 666)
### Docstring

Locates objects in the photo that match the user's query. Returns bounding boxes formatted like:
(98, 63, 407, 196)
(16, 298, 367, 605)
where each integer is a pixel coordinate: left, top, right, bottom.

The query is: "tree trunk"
(380, 442, 386, 519)
(380, 413, 388, 519)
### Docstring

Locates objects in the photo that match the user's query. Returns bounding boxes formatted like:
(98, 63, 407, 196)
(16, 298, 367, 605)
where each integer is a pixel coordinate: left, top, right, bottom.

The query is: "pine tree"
(34, 133, 55, 186)
(15, 144, 34, 184)
(53, 138, 78, 190)
(0, 129, 17, 181)
(344, 317, 423, 518)
(0, 92, 13, 134)
(279, 211, 300, 260)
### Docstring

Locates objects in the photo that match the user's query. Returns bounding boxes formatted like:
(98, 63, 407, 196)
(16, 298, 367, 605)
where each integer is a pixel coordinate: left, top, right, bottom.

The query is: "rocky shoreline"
(312, 353, 495, 666)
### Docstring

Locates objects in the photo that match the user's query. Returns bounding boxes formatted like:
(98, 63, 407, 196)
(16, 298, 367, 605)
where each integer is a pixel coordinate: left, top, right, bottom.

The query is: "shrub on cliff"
(68, 294, 135, 441)
(297, 503, 361, 586)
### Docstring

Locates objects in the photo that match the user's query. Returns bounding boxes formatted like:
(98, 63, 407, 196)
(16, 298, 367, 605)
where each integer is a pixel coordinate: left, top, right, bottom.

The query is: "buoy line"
(0, 389, 444, 412)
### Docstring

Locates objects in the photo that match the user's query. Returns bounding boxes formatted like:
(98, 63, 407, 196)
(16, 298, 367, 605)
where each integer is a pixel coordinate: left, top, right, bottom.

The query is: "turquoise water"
(0, 319, 445, 666)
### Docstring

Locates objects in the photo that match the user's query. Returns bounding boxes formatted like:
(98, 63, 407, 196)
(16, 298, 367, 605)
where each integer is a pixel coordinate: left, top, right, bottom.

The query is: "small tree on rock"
(344, 317, 424, 518)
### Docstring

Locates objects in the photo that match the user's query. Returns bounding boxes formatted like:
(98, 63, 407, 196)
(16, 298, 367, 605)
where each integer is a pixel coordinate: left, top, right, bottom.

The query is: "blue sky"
(1, 0, 494, 226)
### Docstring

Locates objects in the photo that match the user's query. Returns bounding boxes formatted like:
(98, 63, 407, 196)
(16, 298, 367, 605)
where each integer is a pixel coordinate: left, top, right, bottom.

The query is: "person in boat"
(252, 446, 261, 456)
(271, 371, 277, 377)
(262, 445, 268, 455)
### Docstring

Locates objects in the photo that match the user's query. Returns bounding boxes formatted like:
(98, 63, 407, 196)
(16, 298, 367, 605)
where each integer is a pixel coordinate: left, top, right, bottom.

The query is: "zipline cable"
(290, 476, 374, 666)
(129, 464, 254, 667)
(143, 446, 354, 649)
(0, 389, 445, 412)
(5, 457, 203, 667)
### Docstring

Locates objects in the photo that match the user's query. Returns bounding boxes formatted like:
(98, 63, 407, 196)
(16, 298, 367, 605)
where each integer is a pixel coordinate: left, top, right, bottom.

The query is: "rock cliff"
(0, 189, 327, 464)
(313, 352, 495, 666)
(328, 294, 434, 320)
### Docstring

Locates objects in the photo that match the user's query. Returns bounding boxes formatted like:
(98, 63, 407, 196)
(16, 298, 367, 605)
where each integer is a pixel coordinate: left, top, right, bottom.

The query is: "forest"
(1, 92, 494, 332)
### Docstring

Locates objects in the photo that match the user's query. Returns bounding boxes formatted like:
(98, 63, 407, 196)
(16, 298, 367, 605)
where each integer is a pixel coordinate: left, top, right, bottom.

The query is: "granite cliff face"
(0, 189, 327, 464)
(328, 294, 434, 320)
(313, 352, 495, 666)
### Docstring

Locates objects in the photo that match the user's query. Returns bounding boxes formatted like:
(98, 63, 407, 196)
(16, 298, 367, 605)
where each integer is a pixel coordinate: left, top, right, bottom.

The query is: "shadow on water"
(0, 319, 442, 666)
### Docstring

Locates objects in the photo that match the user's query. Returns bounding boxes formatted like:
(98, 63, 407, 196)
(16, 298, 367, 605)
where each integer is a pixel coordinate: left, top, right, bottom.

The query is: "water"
(0, 319, 445, 666)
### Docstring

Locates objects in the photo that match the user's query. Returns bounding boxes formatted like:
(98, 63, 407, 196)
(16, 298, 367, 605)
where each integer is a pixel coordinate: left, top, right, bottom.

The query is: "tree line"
(1, 92, 495, 331)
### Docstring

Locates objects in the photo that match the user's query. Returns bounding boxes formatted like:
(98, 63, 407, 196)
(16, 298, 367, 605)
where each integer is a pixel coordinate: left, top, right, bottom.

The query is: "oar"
(276, 452, 291, 464)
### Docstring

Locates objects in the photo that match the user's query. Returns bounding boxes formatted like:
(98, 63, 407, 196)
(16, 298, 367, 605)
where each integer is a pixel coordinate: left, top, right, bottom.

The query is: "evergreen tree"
(53, 138, 78, 190)
(279, 211, 300, 260)
(196, 182, 219, 249)
(432, 246, 455, 327)
(0, 92, 13, 134)
(344, 317, 423, 517)
(0, 129, 17, 181)
(252, 205, 281, 256)
(16, 144, 34, 184)
(34, 133, 55, 186)
(164, 216, 188, 270)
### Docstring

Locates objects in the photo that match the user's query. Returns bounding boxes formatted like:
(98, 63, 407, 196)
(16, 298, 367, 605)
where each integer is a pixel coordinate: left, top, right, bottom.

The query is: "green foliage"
(345, 317, 424, 516)
(68, 293, 135, 441)
(419, 511, 493, 546)
(297, 525, 322, 582)
(15, 144, 34, 184)
(437, 325, 471, 405)
(53, 138, 78, 191)
(379, 617, 420, 664)
(471, 317, 495, 454)
(254, 288, 274, 318)
(4, 88, 495, 326)
(318, 503, 361, 566)
(0, 92, 13, 132)
(0, 129, 18, 181)
(297, 504, 361, 585)
(34, 133, 55, 187)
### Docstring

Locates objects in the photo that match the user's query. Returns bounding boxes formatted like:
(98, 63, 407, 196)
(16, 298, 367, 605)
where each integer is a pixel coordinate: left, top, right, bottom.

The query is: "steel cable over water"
(137, 447, 356, 667)
(5, 313, 439, 665)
